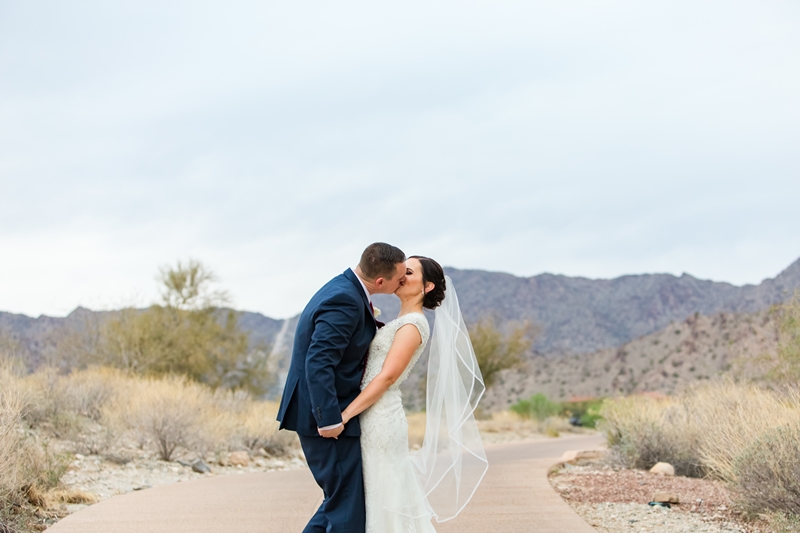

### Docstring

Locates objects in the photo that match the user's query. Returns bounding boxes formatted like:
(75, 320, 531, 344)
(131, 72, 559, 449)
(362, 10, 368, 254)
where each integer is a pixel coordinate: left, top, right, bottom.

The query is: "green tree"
(510, 393, 560, 421)
(69, 260, 271, 395)
(468, 318, 537, 388)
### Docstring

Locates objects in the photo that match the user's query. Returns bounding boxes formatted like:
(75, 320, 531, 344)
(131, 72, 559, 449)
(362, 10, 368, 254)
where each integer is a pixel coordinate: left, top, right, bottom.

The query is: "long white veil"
(409, 275, 488, 522)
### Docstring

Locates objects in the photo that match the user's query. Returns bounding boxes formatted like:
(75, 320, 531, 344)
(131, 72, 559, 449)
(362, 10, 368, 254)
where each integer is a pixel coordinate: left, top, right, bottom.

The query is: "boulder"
(652, 491, 680, 504)
(191, 459, 211, 474)
(649, 462, 675, 476)
(228, 451, 250, 467)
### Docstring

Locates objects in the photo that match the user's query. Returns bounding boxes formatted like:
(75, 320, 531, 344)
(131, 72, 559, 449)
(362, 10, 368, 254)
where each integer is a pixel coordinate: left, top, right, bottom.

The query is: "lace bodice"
(359, 311, 436, 532)
(361, 312, 430, 390)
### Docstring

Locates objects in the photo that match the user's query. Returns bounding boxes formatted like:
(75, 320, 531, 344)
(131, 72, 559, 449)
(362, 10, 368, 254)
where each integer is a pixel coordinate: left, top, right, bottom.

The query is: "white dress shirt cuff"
(319, 422, 343, 431)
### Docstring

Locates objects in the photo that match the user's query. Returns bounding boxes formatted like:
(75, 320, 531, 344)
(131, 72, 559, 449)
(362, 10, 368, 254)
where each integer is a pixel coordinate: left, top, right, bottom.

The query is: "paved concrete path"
(49, 433, 604, 533)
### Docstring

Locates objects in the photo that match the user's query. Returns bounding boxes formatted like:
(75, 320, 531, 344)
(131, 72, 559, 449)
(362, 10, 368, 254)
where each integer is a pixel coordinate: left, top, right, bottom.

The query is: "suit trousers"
(298, 433, 365, 533)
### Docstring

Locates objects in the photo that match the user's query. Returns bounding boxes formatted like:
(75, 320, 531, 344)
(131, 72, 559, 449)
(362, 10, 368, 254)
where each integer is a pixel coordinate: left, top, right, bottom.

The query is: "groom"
(277, 242, 407, 533)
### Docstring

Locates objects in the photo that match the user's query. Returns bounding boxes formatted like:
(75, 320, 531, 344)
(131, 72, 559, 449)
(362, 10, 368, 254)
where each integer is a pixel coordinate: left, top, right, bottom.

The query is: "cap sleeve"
(397, 312, 430, 345)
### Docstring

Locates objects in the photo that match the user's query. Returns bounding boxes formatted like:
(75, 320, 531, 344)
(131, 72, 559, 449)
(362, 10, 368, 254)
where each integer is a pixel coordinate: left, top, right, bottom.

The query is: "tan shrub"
(45, 487, 99, 506)
(599, 394, 705, 477)
(0, 387, 27, 500)
(0, 378, 69, 515)
(231, 401, 280, 451)
(104, 375, 211, 461)
(732, 420, 800, 515)
(688, 383, 800, 483)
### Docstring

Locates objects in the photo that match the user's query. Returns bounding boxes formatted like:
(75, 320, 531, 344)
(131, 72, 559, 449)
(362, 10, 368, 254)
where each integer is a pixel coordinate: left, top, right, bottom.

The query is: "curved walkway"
(48, 433, 604, 533)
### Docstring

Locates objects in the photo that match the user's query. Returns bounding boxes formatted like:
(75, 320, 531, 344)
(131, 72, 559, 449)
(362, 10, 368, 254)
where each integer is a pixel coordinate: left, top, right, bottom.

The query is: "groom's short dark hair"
(359, 243, 405, 280)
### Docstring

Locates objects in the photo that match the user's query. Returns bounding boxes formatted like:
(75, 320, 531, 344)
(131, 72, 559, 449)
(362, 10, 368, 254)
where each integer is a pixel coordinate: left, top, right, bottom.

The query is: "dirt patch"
(550, 461, 771, 532)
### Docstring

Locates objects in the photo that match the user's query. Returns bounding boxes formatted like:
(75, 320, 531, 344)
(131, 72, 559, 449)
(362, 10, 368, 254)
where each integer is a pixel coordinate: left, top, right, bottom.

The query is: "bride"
(341, 256, 488, 532)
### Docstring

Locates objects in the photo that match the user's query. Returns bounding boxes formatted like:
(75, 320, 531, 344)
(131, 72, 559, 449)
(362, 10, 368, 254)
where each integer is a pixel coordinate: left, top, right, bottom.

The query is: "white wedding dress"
(360, 312, 436, 533)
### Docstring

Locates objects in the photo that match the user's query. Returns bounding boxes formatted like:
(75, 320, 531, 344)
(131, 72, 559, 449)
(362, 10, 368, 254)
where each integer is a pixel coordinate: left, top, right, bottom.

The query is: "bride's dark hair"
(409, 256, 446, 310)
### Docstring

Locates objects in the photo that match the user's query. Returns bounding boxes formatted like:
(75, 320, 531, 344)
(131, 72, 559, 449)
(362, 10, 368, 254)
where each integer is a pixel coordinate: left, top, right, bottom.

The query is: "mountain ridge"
(2, 256, 799, 398)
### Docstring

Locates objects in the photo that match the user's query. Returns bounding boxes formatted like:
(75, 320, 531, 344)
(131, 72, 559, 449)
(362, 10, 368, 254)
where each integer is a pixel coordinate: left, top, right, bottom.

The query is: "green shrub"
(510, 393, 560, 421)
(561, 398, 605, 428)
(579, 405, 603, 429)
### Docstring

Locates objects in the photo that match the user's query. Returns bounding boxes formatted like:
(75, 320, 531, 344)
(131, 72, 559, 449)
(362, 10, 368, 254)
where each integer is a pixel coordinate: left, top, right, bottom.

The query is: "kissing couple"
(277, 243, 488, 533)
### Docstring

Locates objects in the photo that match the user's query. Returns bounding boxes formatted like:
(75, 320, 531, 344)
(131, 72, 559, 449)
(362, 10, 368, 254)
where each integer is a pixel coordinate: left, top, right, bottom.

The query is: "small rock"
(649, 462, 675, 476)
(560, 449, 605, 464)
(652, 491, 680, 504)
(228, 451, 250, 467)
(191, 459, 211, 474)
(176, 460, 192, 468)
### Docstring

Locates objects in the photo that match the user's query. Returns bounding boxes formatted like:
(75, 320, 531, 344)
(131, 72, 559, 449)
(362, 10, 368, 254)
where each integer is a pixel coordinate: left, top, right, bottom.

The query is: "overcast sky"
(1, 1, 799, 319)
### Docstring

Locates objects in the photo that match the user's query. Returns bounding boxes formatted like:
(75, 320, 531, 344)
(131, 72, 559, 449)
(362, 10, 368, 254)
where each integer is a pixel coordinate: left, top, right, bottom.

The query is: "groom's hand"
(318, 424, 344, 439)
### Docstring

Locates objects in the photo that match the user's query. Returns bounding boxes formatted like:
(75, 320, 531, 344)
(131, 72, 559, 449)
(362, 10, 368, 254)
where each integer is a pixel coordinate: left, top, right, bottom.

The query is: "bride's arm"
(341, 324, 422, 424)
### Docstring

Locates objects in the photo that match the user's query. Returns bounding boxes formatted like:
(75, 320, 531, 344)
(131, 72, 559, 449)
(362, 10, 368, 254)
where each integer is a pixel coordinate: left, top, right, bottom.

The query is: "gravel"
(574, 502, 746, 533)
(550, 461, 763, 532)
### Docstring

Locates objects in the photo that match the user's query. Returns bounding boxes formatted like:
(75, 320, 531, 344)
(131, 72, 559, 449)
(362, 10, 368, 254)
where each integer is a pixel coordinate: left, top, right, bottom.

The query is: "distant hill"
(2, 256, 798, 400)
(480, 307, 782, 410)
(374, 256, 800, 355)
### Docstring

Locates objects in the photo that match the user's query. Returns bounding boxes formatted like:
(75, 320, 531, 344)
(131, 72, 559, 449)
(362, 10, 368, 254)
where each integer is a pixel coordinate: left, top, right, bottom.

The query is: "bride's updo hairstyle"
(409, 255, 446, 310)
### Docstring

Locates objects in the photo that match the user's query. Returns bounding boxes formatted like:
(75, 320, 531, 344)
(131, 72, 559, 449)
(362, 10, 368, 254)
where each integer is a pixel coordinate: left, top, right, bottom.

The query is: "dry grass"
(0, 382, 27, 500)
(3, 365, 288, 461)
(101, 374, 285, 460)
(732, 420, 800, 515)
(599, 381, 800, 518)
(0, 359, 293, 532)
(600, 382, 800, 479)
(44, 487, 99, 506)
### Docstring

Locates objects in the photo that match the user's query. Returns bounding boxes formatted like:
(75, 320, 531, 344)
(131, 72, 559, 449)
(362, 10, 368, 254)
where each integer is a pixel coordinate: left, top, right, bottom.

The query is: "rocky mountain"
(375, 256, 800, 355)
(2, 256, 799, 400)
(481, 308, 782, 410)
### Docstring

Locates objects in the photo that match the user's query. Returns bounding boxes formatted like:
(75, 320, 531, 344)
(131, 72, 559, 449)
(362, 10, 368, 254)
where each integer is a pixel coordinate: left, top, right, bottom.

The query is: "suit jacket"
(277, 269, 376, 437)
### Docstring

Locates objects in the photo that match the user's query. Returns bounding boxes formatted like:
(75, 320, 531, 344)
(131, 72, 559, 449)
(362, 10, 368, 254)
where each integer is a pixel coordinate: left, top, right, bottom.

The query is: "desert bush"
(0, 388, 27, 500)
(469, 318, 537, 388)
(0, 374, 71, 533)
(104, 375, 211, 461)
(768, 292, 800, 385)
(101, 372, 286, 460)
(689, 384, 800, 483)
(598, 394, 705, 477)
(510, 393, 560, 421)
(600, 381, 800, 522)
(732, 420, 800, 515)
(600, 382, 800, 480)
(210, 388, 281, 451)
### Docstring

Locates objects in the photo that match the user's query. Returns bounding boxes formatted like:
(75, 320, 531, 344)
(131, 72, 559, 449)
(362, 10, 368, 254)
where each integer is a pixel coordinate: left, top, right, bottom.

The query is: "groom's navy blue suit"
(278, 269, 376, 533)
